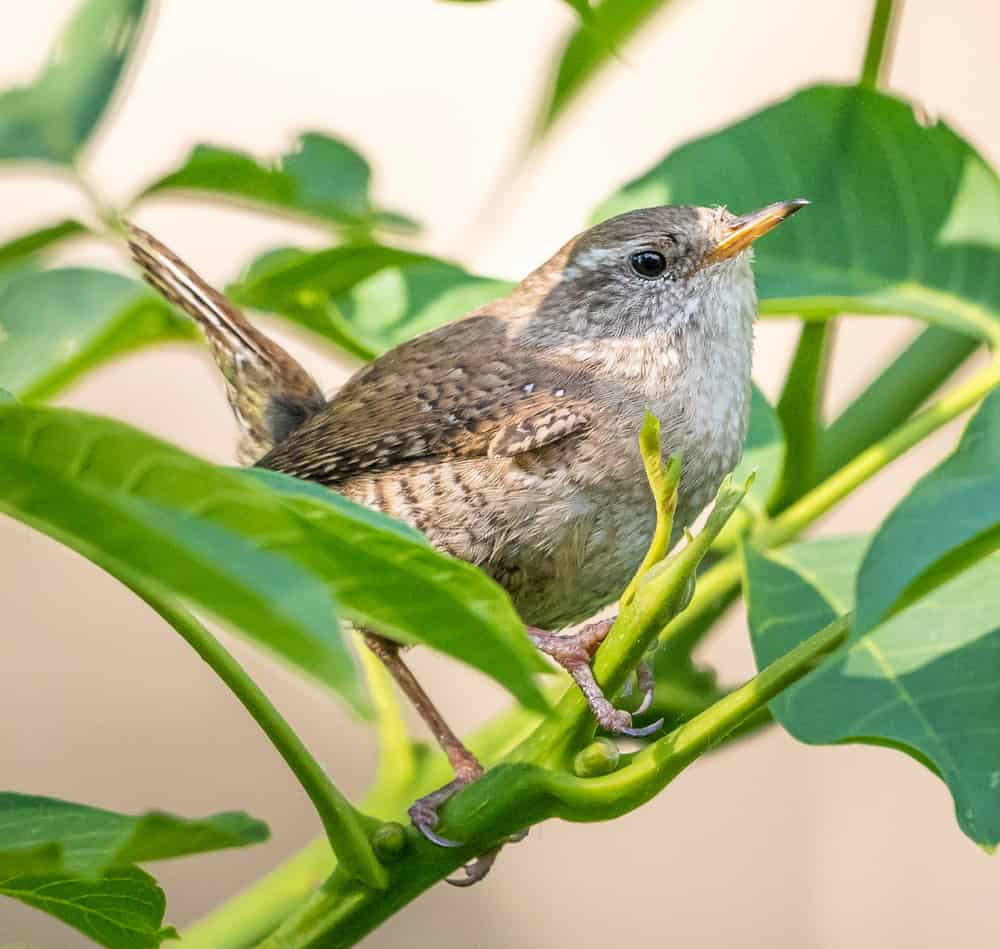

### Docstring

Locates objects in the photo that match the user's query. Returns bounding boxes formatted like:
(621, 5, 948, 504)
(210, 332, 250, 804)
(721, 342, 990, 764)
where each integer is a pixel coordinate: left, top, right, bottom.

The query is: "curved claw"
(618, 716, 664, 739)
(446, 849, 499, 887)
(634, 684, 654, 716)
(415, 822, 463, 849)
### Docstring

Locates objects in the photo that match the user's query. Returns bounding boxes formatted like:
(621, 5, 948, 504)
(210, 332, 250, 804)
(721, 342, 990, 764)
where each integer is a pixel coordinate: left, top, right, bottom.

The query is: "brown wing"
(256, 314, 592, 484)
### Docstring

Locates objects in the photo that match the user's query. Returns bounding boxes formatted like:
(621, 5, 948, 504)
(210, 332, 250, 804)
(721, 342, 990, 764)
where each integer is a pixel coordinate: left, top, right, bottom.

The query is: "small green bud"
(372, 821, 408, 862)
(573, 738, 620, 777)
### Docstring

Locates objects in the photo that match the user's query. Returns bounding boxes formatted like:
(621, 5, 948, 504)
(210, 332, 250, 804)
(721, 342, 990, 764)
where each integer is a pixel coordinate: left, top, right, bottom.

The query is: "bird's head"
(515, 200, 808, 342)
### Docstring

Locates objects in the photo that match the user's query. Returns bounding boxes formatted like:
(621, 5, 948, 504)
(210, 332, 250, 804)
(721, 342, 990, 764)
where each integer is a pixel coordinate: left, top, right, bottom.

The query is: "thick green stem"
(860, 0, 899, 88)
(128, 581, 388, 891)
(545, 614, 849, 819)
(264, 615, 848, 949)
(182, 702, 544, 949)
(775, 318, 836, 505)
(819, 328, 978, 480)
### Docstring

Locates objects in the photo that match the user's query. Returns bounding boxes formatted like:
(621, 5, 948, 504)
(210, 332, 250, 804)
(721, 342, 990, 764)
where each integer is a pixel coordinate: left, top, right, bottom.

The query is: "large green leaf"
(856, 389, 1000, 634)
(597, 85, 1000, 341)
(0, 219, 87, 269)
(744, 536, 1000, 848)
(229, 244, 511, 359)
(533, 0, 678, 137)
(0, 0, 149, 164)
(140, 134, 416, 237)
(0, 268, 197, 402)
(0, 793, 267, 877)
(1, 866, 176, 949)
(0, 403, 545, 712)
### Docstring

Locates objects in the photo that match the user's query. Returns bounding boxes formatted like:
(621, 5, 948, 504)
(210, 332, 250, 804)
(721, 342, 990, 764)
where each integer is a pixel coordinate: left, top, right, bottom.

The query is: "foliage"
(1, 0, 998, 946)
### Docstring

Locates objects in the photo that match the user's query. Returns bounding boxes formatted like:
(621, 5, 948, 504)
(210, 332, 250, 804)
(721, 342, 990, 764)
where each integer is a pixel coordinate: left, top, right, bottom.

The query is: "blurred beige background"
(2, 1, 999, 946)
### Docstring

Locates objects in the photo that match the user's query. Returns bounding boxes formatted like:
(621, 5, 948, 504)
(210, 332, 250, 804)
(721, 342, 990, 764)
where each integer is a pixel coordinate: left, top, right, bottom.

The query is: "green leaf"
(141, 134, 417, 236)
(0, 268, 197, 402)
(713, 385, 785, 548)
(0, 866, 177, 949)
(239, 467, 550, 694)
(0, 403, 546, 712)
(0, 792, 268, 877)
(744, 537, 1000, 848)
(856, 389, 1000, 634)
(596, 85, 1000, 342)
(533, 0, 678, 137)
(0, 389, 14, 403)
(230, 244, 511, 358)
(0, 0, 150, 164)
(0, 219, 87, 269)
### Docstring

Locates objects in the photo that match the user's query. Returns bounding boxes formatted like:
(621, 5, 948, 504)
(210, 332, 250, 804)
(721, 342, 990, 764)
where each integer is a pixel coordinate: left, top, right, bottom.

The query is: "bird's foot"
(529, 620, 663, 738)
(408, 756, 484, 849)
(408, 758, 528, 887)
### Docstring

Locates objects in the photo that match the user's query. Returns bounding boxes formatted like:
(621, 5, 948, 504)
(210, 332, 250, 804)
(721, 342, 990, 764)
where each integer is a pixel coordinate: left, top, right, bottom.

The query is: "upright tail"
(126, 222, 325, 464)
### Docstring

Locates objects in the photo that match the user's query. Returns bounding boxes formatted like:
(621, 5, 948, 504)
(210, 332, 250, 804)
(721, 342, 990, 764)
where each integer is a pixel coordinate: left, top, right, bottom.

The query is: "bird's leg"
(363, 633, 483, 841)
(363, 634, 517, 886)
(528, 618, 663, 738)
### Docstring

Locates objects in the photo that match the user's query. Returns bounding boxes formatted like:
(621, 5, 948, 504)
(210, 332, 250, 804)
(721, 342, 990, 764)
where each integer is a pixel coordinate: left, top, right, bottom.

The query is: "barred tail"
(125, 222, 325, 464)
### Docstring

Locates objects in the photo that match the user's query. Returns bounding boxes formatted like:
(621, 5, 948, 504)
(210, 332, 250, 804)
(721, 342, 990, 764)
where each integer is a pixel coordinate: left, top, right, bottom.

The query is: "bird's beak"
(707, 198, 810, 263)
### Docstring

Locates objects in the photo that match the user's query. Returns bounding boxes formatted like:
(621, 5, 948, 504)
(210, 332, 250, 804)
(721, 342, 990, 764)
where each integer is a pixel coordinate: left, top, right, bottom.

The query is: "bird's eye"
(629, 250, 667, 279)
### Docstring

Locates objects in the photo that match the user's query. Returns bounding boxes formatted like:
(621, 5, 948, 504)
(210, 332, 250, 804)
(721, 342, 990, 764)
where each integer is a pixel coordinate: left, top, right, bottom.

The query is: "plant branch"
(860, 0, 900, 88)
(775, 318, 836, 505)
(127, 580, 389, 891)
(544, 614, 850, 819)
(819, 327, 978, 480)
(182, 701, 545, 949)
(259, 614, 849, 949)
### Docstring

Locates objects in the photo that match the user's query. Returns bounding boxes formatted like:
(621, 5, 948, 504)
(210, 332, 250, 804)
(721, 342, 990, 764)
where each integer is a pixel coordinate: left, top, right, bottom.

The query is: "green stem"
(182, 702, 545, 949)
(128, 581, 388, 891)
(860, 0, 899, 88)
(264, 616, 848, 949)
(775, 318, 836, 505)
(546, 615, 849, 819)
(762, 354, 1000, 545)
(819, 327, 978, 480)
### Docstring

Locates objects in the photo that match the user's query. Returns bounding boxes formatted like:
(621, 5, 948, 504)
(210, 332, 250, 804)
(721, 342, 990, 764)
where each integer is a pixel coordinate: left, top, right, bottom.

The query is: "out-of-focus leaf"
(597, 85, 1000, 341)
(745, 536, 1000, 849)
(0, 219, 87, 269)
(141, 134, 417, 237)
(856, 389, 1000, 634)
(230, 244, 511, 358)
(0, 268, 197, 402)
(0, 0, 150, 164)
(0, 389, 14, 402)
(0, 404, 546, 712)
(0, 793, 268, 877)
(534, 0, 678, 137)
(0, 866, 176, 949)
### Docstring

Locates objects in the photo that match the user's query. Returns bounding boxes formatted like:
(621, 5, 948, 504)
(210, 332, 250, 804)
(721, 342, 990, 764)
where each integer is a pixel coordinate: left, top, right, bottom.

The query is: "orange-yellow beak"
(707, 198, 810, 262)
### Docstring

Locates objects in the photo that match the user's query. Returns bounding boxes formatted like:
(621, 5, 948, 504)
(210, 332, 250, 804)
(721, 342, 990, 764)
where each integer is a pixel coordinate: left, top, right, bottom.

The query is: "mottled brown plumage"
(126, 199, 807, 875)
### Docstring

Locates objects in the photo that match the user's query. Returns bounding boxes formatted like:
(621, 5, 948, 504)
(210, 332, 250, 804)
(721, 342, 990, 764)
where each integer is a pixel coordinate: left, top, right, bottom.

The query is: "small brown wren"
(127, 198, 807, 881)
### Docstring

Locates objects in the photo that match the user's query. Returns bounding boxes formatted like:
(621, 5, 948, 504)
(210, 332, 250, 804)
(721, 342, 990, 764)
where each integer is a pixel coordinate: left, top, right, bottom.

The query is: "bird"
(126, 198, 807, 882)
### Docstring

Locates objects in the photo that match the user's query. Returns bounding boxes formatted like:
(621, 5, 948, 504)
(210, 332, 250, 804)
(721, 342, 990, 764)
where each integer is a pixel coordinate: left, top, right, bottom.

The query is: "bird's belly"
(342, 398, 746, 631)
